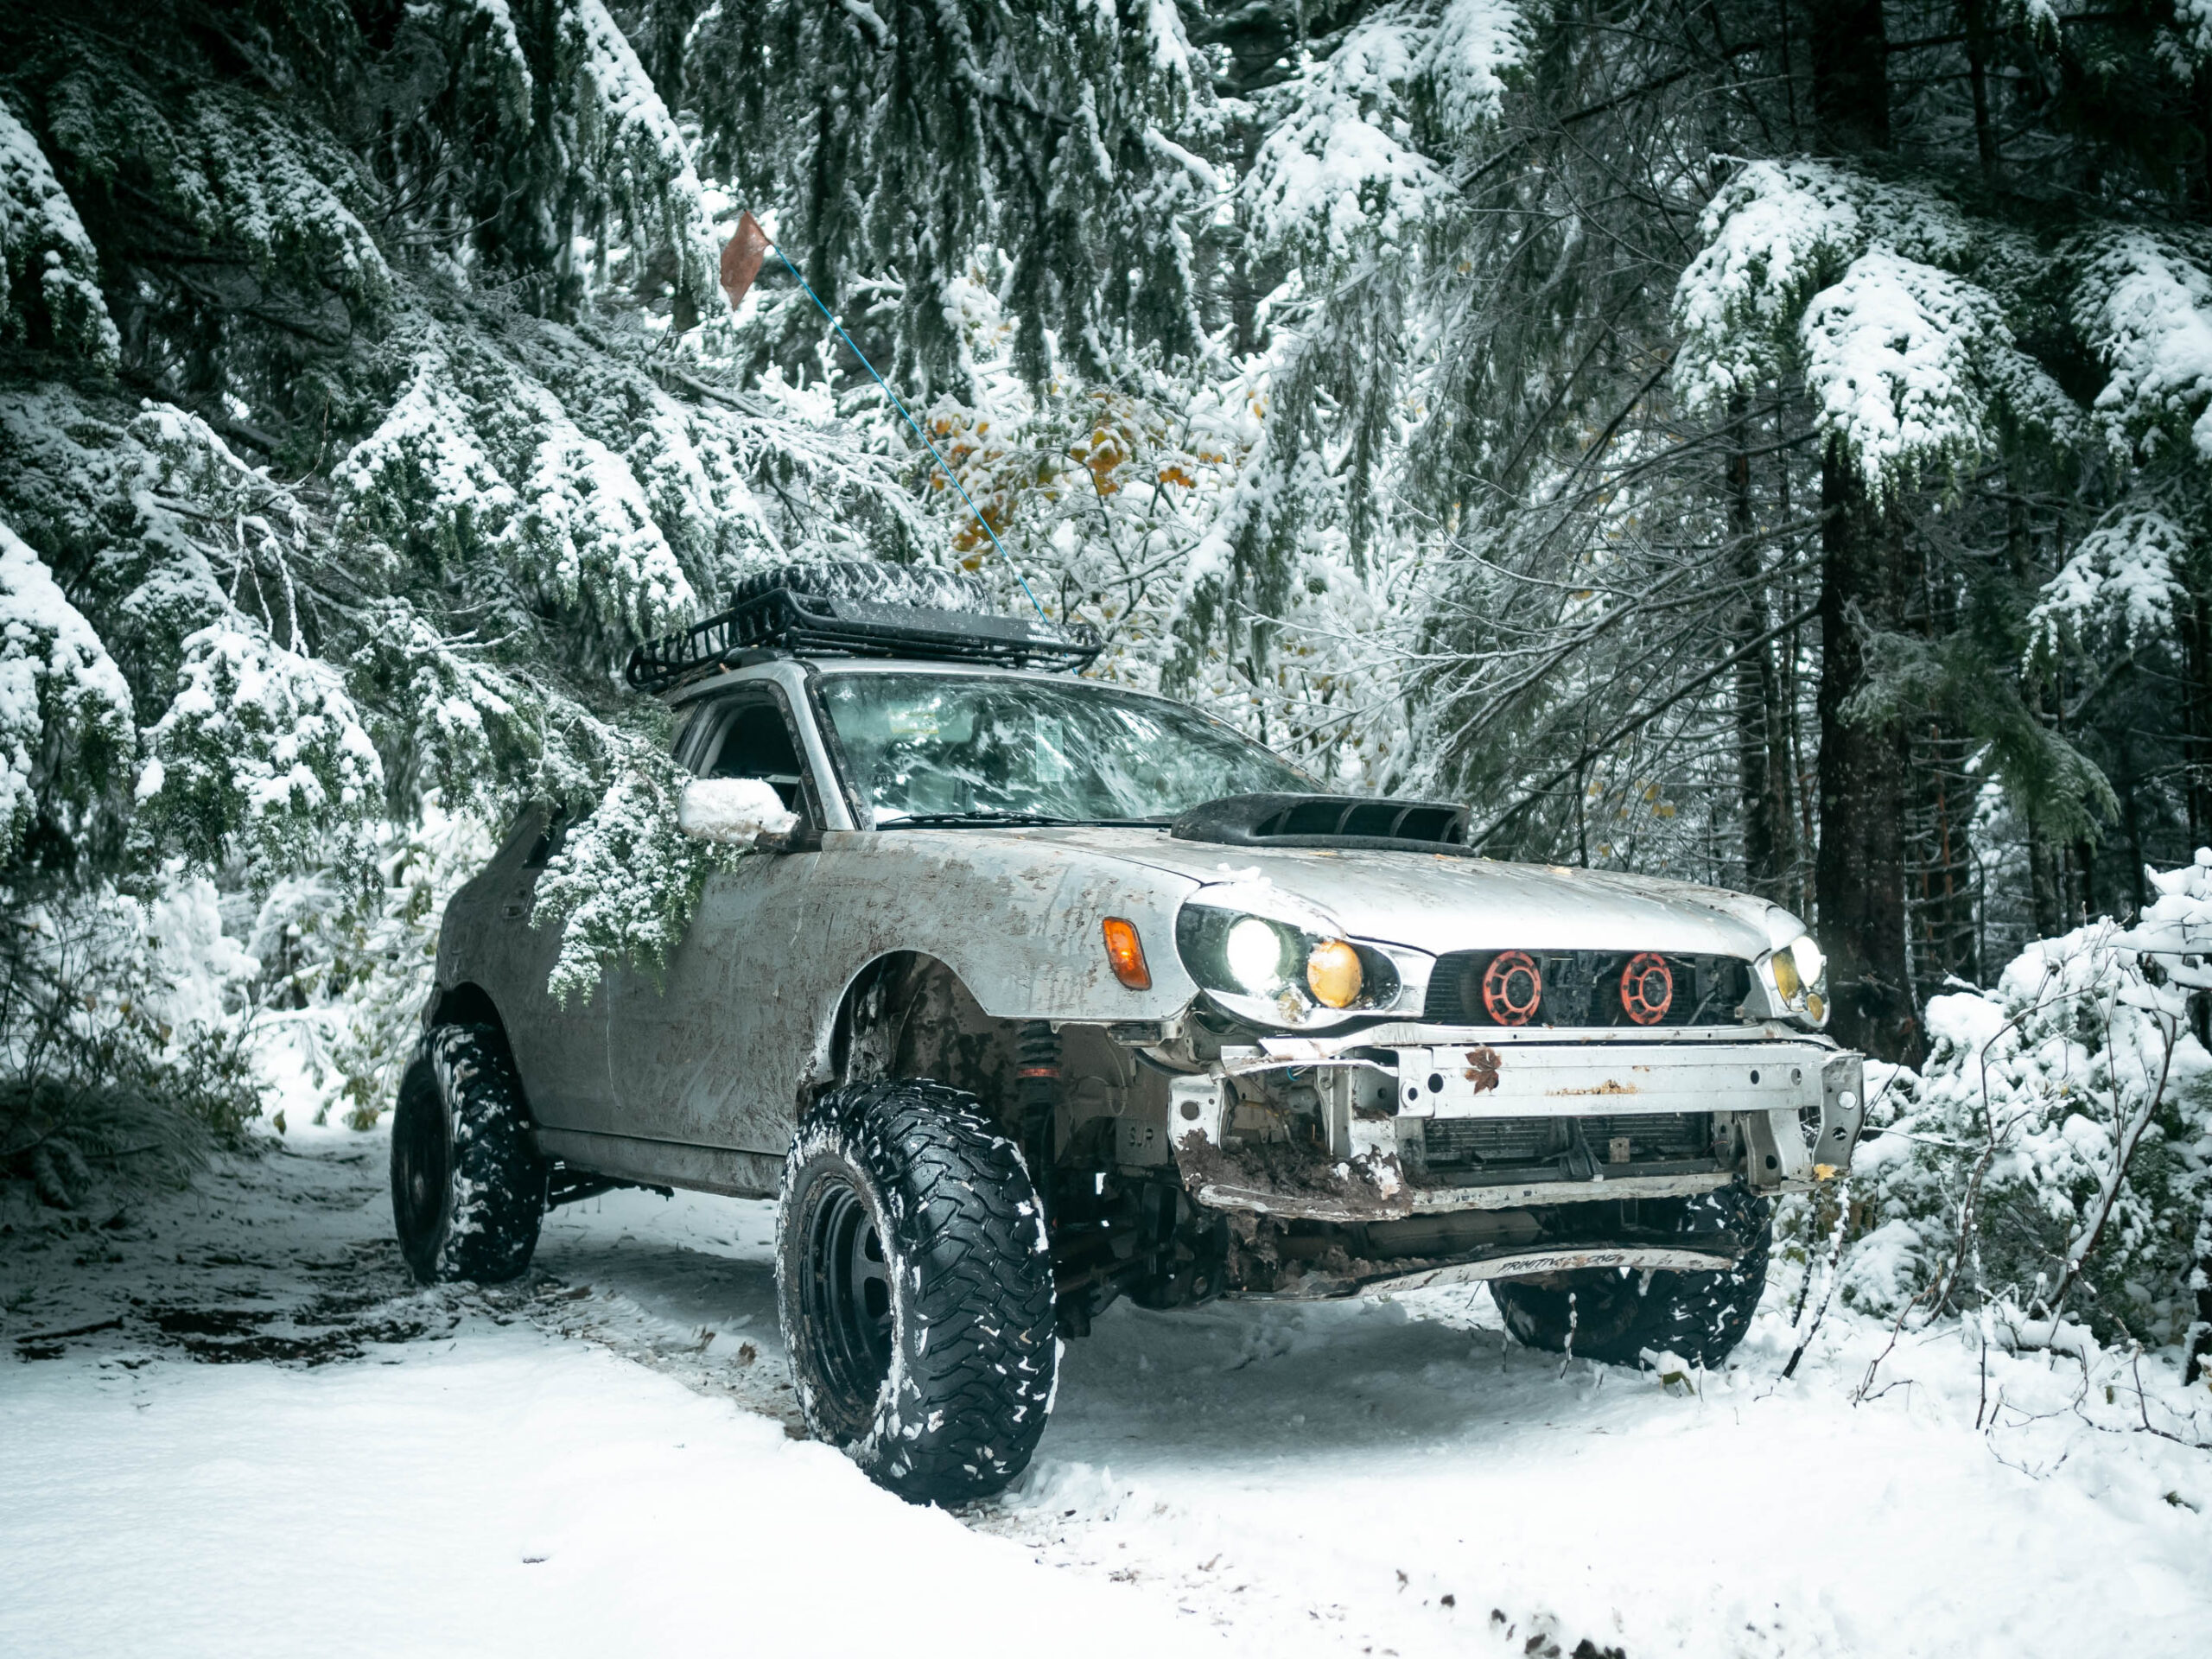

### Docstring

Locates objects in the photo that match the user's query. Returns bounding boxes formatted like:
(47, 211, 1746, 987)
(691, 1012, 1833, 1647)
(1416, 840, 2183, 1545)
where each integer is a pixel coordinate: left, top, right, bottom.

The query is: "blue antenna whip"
(771, 245, 1054, 627)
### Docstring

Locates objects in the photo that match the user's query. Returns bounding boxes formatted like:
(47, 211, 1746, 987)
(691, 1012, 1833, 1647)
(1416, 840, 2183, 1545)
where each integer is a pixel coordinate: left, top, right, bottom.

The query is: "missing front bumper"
(1163, 1030, 1865, 1223)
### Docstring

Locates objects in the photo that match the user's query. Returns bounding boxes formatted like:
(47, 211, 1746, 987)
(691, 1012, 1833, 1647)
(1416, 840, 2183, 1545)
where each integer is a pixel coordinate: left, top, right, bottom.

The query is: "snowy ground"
(5, 1128, 2209, 1659)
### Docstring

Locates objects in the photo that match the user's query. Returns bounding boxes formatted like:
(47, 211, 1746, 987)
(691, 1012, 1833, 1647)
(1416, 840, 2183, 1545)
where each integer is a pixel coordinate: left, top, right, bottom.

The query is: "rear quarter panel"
(434, 805, 607, 1128)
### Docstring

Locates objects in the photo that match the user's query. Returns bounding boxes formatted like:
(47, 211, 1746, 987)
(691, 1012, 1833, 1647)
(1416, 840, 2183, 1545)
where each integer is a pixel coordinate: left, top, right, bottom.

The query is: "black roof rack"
(625, 562, 1103, 695)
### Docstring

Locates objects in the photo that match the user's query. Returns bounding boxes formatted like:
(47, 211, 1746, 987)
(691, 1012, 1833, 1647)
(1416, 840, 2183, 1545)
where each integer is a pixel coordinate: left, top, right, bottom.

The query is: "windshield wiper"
(875, 811, 1173, 830)
(877, 811, 1074, 828)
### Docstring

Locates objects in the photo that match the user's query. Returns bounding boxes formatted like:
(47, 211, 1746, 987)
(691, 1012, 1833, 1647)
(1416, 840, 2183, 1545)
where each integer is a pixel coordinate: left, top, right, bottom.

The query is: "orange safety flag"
(720, 211, 772, 312)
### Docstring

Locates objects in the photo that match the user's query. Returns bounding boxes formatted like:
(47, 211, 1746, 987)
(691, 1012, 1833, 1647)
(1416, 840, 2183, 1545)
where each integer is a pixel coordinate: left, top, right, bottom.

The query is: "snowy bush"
(245, 804, 494, 1131)
(0, 878, 263, 1207)
(1842, 861, 2212, 1351)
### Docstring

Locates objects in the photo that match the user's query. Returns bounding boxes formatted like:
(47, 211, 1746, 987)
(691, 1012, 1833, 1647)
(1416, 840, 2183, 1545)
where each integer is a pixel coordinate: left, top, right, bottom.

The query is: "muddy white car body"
(434, 654, 1866, 1305)
(398, 564, 1866, 1497)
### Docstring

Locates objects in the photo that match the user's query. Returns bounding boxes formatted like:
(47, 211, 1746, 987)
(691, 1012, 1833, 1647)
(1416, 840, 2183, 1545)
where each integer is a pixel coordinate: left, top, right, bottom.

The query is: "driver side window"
(697, 691, 812, 819)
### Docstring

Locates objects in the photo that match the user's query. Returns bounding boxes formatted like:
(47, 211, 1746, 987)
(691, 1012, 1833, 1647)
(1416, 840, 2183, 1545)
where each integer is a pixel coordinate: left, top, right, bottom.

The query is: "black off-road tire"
(1491, 1186, 1772, 1369)
(777, 1079, 1058, 1504)
(391, 1023, 546, 1284)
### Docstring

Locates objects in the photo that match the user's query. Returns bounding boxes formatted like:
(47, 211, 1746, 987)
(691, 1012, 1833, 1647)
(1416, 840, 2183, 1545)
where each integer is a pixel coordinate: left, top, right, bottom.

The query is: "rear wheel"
(391, 1023, 545, 1283)
(777, 1078, 1058, 1503)
(1491, 1186, 1771, 1368)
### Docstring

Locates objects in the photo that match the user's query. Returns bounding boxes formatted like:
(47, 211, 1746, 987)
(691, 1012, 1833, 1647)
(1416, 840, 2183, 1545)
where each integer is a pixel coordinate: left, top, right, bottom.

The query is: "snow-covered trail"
(6, 1132, 2209, 1658)
(539, 1176, 2212, 1658)
(0, 1135, 1203, 1659)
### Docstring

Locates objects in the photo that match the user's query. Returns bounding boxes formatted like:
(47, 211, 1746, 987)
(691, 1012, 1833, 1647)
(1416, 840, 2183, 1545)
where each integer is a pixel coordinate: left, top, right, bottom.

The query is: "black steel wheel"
(777, 1078, 1058, 1504)
(1491, 1185, 1771, 1369)
(799, 1172, 896, 1407)
(390, 1022, 545, 1283)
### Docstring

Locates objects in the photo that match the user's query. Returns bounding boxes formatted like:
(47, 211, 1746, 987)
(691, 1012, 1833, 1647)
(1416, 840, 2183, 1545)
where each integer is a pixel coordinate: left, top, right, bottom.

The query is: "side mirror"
(677, 778, 799, 850)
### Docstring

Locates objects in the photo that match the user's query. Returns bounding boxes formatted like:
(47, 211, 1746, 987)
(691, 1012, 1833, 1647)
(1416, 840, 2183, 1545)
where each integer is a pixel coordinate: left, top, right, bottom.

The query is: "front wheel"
(776, 1078, 1058, 1503)
(1491, 1186, 1771, 1368)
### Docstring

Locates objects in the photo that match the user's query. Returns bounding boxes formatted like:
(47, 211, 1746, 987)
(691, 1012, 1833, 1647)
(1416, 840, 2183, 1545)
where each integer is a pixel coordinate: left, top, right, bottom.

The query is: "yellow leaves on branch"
(921, 388, 1252, 558)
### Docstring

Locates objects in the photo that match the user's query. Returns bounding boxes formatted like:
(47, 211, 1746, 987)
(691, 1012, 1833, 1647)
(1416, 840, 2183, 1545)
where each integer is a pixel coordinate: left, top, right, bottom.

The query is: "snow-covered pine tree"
(8, 0, 2212, 1356)
(0, 0, 922, 1148)
(677, 0, 1215, 396)
(1147, 1, 2212, 1072)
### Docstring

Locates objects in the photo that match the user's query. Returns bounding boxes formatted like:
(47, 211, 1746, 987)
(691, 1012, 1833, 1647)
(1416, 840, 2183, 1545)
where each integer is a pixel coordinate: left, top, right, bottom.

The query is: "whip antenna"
(720, 212, 1053, 628)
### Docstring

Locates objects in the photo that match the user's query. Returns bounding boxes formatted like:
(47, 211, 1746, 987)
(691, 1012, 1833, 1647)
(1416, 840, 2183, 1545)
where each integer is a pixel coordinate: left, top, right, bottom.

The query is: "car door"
(592, 677, 826, 1156)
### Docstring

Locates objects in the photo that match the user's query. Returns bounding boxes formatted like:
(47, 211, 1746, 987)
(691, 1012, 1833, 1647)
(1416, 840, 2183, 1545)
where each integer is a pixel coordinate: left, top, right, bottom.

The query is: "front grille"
(1421, 1111, 1713, 1169)
(1421, 950, 1751, 1027)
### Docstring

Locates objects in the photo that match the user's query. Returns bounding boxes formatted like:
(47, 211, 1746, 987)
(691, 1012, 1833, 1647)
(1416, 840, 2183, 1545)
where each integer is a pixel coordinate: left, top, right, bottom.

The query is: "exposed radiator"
(1421, 1112, 1713, 1169)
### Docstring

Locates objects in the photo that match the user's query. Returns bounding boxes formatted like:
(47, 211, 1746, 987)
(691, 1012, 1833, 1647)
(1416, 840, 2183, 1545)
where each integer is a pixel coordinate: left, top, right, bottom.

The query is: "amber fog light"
(1306, 939, 1363, 1008)
(1771, 949, 1802, 1001)
(1103, 917, 1151, 990)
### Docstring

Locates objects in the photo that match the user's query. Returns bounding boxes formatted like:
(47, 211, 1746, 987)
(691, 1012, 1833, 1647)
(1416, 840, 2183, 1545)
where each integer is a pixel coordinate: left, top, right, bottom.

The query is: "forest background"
(3, 0, 2212, 1379)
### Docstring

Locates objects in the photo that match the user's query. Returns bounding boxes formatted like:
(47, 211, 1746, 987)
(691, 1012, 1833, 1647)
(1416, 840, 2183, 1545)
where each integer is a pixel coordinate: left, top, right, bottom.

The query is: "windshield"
(819, 671, 1313, 825)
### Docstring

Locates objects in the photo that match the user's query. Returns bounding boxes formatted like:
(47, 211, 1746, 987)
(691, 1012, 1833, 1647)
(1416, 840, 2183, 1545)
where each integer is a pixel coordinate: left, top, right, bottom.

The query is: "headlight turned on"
(1174, 906, 1400, 1018)
(1224, 915, 1288, 994)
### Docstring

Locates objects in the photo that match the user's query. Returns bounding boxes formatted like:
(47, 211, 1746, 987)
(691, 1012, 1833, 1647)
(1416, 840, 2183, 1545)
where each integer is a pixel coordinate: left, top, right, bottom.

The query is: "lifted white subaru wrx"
(391, 565, 1865, 1503)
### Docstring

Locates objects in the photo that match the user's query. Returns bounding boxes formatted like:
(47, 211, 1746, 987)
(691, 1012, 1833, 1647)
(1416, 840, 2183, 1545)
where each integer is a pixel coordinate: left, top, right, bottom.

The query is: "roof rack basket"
(625, 563, 1103, 694)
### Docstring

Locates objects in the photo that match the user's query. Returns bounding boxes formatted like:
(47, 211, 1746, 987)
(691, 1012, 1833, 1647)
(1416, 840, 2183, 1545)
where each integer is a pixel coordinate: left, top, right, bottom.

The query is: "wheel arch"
(814, 951, 1018, 1126)
(426, 981, 510, 1044)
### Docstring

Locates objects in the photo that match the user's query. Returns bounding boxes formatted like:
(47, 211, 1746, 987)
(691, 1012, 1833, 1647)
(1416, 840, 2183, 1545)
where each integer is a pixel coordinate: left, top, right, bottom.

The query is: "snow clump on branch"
(1798, 250, 2007, 498)
(0, 518, 133, 859)
(531, 751, 755, 1007)
(0, 100, 118, 367)
(1241, 0, 1527, 260)
(138, 621, 385, 878)
(2068, 229, 2212, 462)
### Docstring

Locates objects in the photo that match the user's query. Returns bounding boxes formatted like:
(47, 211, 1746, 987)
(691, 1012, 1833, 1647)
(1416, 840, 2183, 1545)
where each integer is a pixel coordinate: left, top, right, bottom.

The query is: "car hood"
(990, 828, 1789, 961)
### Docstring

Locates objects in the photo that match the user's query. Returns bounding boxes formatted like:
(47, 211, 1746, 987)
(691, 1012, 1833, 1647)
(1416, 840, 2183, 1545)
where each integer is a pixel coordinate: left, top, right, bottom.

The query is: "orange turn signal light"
(1102, 917, 1151, 990)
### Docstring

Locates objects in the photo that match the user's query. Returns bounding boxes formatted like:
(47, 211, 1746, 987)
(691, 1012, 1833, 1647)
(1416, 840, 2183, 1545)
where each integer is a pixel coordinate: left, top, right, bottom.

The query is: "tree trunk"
(1805, 0, 1911, 1057)
(1730, 414, 1791, 899)
(1961, 0, 1999, 184)
(2181, 582, 2212, 852)
(1815, 445, 1921, 1062)
(1806, 0, 1890, 152)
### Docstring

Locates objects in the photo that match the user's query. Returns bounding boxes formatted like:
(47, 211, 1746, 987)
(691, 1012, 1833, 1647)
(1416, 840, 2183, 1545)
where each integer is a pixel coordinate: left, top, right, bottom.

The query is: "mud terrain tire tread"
(778, 1078, 1057, 1504)
(1491, 1186, 1771, 1369)
(391, 1023, 545, 1284)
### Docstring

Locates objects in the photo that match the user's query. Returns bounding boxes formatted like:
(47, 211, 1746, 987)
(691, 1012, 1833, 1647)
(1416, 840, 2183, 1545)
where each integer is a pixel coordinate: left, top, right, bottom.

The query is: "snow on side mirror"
(677, 778, 799, 849)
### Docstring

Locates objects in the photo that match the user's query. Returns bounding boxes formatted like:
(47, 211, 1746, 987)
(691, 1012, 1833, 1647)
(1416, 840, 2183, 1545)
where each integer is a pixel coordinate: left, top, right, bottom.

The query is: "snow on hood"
(1001, 828, 1787, 960)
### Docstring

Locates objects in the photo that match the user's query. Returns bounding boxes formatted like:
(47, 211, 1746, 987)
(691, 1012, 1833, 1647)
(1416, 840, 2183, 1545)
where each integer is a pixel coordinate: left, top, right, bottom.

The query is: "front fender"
(786, 830, 1202, 1022)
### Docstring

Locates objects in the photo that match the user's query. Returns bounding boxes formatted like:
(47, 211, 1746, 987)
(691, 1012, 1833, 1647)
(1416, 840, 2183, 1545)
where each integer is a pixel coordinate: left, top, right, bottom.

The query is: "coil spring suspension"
(1014, 1020, 1060, 1218)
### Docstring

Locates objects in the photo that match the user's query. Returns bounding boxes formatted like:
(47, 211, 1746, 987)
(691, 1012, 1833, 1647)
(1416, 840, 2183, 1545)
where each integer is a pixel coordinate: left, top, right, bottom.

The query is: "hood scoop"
(1171, 793, 1475, 855)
